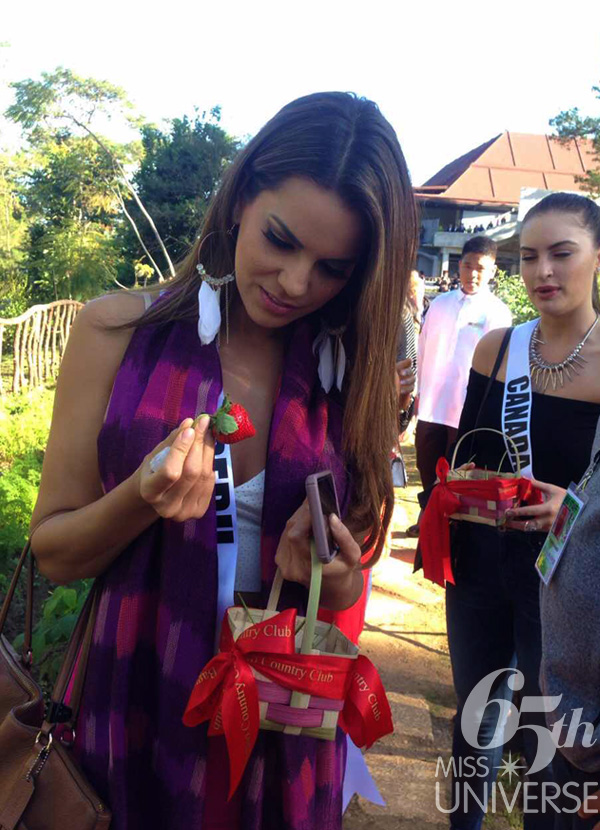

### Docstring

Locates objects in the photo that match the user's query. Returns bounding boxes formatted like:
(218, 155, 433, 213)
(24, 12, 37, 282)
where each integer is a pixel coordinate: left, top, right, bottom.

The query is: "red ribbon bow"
(420, 457, 543, 587)
(183, 608, 393, 797)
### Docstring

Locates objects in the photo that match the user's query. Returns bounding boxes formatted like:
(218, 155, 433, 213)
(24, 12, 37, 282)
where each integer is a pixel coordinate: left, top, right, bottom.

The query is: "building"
(414, 132, 597, 278)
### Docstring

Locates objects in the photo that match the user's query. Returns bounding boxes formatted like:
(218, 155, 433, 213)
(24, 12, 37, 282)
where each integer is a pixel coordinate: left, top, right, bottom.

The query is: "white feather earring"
(312, 324, 347, 393)
(196, 264, 235, 345)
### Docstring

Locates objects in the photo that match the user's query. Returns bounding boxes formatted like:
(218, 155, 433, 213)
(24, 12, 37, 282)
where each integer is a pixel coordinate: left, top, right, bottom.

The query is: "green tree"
(21, 133, 124, 301)
(6, 67, 174, 280)
(550, 83, 600, 197)
(124, 109, 239, 268)
(0, 151, 30, 315)
(494, 271, 537, 324)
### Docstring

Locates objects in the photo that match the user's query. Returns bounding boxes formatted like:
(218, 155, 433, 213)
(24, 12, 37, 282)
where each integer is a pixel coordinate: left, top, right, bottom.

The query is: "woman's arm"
(396, 312, 417, 419)
(31, 294, 216, 584)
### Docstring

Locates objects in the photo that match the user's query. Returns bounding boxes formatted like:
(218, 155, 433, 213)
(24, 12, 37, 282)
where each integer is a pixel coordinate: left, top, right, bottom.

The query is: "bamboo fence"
(0, 300, 83, 396)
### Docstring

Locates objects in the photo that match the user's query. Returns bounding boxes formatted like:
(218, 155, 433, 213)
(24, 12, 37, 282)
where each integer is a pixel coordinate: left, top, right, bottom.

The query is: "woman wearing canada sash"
(438, 192, 600, 829)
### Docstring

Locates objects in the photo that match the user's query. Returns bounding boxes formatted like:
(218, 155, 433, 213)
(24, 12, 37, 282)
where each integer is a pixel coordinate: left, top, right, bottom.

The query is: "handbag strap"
(473, 327, 513, 431)
(464, 327, 513, 464)
(42, 581, 99, 729)
(0, 509, 100, 727)
(51, 583, 98, 707)
(264, 548, 323, 656)
(0, 541, 33, 661)
(0, 511, 75, 664)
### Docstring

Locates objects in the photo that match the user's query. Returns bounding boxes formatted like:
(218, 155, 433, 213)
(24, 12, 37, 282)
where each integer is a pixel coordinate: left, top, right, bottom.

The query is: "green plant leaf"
(214, 412, 237, 435)
(31, 630, 46, 660)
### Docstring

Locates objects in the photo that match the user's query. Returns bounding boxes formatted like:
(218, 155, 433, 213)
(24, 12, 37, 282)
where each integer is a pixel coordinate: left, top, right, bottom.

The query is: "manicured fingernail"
(194, 414, 210, 434)
(329, 514, 341, 527)
(402, 369, 412, 377)
(150, 446, 170, 473)
(182, 428, 195, 443)
(505, 510, 514, 518)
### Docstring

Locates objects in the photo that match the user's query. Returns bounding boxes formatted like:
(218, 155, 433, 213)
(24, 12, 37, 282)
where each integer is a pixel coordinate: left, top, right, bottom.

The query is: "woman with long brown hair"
(29, 92, 417, 829)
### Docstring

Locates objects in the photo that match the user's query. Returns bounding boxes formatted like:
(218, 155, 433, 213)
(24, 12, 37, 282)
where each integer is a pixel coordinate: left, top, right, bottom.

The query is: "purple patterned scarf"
(74, 311, 352, 829)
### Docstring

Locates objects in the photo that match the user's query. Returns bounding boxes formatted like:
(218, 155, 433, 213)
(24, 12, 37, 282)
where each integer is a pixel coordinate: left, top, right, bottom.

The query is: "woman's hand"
(432, 461, 475, 486)
(275, 500, 363, 611)
(504, 479, 566, 533)
(137, 415, 216, 521)
(579, 788, 600, 827)
(396, 358, 415, 412)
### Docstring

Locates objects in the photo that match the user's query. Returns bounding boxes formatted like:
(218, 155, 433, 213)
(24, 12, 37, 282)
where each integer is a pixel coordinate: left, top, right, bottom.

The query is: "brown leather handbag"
(0, 539, 111, 829)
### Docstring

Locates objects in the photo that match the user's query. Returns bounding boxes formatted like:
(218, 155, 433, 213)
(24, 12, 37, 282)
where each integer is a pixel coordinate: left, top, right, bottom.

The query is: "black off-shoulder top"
(453, 369, 600, 488)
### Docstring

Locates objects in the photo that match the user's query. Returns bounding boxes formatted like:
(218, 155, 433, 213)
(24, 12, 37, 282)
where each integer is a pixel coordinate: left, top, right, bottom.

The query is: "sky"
(2, 0, 600, 186)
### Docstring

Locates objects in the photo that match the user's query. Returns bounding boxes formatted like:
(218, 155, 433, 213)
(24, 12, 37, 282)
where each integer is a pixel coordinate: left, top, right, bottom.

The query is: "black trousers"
(415, 419, 458, 490)
(446, 521, 554, 829)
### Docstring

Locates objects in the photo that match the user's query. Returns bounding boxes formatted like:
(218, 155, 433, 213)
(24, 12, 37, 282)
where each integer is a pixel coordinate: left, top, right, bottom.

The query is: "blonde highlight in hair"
(128, 92, 418, 567)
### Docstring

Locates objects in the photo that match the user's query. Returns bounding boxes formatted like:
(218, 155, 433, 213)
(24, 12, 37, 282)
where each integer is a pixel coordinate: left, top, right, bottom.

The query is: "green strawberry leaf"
(214, 412, 238, 435)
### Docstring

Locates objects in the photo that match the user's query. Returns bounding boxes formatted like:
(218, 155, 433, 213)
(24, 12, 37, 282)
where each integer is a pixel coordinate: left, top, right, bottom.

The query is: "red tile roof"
(415, 132, 598, 206)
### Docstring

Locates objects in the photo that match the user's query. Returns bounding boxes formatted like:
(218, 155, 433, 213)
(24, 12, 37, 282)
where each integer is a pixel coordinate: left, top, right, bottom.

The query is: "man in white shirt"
(411, 237, 512, 529)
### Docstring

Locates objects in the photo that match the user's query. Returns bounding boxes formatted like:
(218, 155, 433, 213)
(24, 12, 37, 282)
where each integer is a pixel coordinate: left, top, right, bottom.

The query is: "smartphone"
(305, 471, 341, 563)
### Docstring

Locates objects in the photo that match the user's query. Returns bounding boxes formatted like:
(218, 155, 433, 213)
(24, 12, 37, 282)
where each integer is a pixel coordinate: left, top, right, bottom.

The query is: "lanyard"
(579, 450, 600, 493)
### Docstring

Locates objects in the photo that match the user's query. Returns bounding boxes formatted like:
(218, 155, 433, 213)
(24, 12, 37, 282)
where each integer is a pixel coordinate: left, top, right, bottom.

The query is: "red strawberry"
(194, 395, 256, 444)
(224, 402, 256, 444)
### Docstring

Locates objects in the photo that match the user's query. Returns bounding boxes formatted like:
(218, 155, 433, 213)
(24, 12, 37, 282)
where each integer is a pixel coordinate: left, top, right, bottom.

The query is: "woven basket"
(447, 428, 525, 528)
(225, 545, 359, 740)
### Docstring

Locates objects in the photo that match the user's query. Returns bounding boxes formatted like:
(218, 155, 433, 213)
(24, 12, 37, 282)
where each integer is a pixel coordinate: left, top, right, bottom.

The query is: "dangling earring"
(312, 321, 347, 393)
(196, 263, 235, 345)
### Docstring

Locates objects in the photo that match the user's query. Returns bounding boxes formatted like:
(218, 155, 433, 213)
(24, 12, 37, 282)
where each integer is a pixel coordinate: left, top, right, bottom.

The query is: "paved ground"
(343, 440, 520, 830)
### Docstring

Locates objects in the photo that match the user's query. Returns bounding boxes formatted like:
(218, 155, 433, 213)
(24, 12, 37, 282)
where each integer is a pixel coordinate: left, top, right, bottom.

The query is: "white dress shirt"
(417, 288, 512, 428)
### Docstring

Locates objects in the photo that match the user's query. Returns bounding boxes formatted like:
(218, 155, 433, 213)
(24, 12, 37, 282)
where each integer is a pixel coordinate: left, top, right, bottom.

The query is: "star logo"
(496, 752, 527, 783)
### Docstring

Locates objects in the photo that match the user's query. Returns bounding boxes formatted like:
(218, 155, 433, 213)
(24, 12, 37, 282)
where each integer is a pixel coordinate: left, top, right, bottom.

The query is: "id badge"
(536, 484, 587, 585)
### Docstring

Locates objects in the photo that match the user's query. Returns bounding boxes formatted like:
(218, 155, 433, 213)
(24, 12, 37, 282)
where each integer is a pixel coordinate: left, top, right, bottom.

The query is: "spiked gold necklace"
(529, 315, 599, 392)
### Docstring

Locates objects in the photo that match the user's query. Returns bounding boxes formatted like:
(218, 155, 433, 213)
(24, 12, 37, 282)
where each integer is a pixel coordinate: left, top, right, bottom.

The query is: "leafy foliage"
(0, 389, 54, 588)
(0, 387, 55, 464)
(0, 388, 90, 693)
(28, 216, 123, 302)
(15, 131, 127, 301)
(13, 581, 91, 693)
(6, 66, 139, 139)
(2, 67, 239, 302)
(5, 66, 160, 298)
(123, 110, 239, 268)
(494, 271, 537, 325)
(0, 452, 42, 555)
(550, 82, 600, 197)
(0, 152, 31, 316)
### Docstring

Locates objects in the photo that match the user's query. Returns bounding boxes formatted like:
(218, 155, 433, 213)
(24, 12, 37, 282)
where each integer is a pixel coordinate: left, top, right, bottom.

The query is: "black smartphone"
(305, 470, 341, 563)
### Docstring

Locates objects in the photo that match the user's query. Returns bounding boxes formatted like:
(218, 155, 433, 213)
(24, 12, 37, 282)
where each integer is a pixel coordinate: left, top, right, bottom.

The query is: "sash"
(501, 319, 538, 480)
(213, 437, 238, 647)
